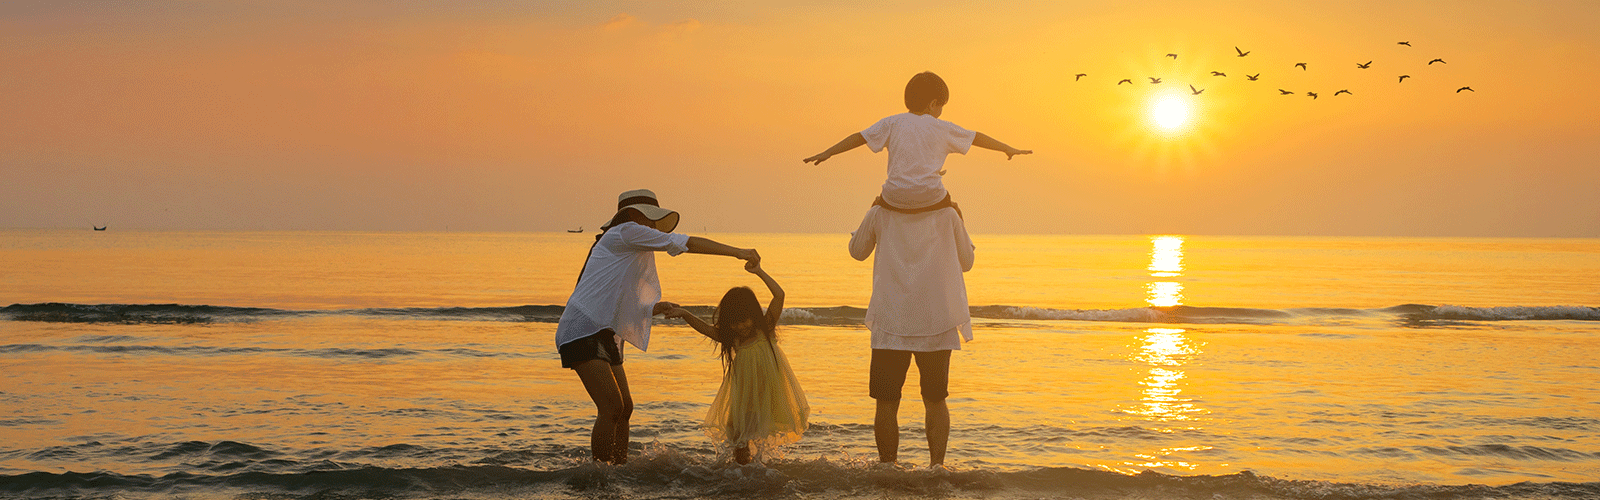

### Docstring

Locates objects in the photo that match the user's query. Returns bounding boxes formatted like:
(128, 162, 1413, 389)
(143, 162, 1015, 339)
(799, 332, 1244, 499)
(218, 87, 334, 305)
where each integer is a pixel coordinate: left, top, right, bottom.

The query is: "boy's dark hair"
(904, 71, 949, 112)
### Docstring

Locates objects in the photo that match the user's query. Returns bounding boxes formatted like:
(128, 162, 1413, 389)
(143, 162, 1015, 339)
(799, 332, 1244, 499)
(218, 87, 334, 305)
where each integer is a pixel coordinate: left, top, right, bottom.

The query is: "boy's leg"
(574, 360, 627, 463)
(869, 349, 913, 463)
(914, 350, 953, 466)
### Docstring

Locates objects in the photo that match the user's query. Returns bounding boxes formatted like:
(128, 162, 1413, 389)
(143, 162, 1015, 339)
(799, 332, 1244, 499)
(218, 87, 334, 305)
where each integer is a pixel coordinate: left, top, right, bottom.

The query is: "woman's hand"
(653, 301, 680, 317)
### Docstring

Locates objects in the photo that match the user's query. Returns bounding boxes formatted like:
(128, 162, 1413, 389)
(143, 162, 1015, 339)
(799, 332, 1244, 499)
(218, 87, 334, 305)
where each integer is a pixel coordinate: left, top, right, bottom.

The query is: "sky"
(2, 0, 1597, 236)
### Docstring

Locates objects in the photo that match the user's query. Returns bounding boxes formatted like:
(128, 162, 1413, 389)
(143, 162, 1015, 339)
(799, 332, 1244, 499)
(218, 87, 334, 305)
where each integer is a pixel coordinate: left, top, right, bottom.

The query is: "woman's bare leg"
(609, 364, 634, 463)
(574, 360, 627, 464)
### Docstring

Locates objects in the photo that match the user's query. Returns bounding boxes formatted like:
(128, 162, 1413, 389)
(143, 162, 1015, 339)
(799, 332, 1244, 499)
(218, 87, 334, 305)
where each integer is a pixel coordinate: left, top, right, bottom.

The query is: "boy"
(802, 71, 1031, 214)
(807, 72, 1030, 467)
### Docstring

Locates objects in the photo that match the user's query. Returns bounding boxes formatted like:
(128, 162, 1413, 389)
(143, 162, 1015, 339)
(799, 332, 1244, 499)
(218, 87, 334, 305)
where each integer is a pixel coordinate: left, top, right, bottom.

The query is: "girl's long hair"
(711, 286, 776, 369)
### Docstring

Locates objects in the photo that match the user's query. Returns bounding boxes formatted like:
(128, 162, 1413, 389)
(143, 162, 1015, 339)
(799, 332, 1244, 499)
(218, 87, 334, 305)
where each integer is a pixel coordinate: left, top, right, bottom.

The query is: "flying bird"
(1307, 91, 1318, 99)
(1334, 89, 1352, 96)
(1398, 41, 1412, 46)
(1149, 77, 1162, 84)
(1457, 86, 1474, 93)
(1246, 73, 1260, 81)
(1235, 46, 1250, 57)
(1190, 84, 1204, 95)
(1167, 53, 1178, 59)
(1118, 79, 1133, 85)
(1295, 62, 1308, 70)
(1356, 61, 1372, 69)
(1211, 71, 1227, 77)
(1429, 58, 1446, 65)
(1278, 89, 1295, 95)
(1398, 75, 1411, 82)
(1075, 73, 1087, 81)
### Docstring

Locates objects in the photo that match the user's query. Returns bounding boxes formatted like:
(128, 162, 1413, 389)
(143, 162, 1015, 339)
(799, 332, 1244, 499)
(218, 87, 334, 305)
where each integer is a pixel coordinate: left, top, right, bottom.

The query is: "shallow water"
(2, 230, 1597, 499)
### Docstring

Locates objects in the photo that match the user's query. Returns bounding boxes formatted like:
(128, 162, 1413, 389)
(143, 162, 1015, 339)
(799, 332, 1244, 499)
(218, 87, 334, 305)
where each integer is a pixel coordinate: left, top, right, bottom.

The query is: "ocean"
(2, 230, 1597, 499)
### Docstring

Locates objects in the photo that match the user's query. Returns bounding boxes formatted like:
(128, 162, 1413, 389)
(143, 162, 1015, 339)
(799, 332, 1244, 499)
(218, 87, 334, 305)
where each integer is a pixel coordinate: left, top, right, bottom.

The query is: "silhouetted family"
(554, 72, 1030, 468)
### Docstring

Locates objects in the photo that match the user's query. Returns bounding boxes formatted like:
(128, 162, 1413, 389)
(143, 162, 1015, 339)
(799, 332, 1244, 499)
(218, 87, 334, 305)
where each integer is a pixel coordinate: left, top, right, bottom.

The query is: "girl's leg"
(574, 359, 627, 464)
(734, 445, 751, 465)
(608, 363, 635, 463)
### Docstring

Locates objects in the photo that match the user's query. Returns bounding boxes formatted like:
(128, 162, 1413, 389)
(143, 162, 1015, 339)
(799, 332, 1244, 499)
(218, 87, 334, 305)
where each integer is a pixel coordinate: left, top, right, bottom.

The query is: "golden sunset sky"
(3, 1, 1596, 236)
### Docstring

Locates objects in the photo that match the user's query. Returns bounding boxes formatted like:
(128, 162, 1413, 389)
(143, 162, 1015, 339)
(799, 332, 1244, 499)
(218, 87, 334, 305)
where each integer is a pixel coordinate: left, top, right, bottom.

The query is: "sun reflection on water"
(1112, 237, 1209, 474)
(1146, 236, 1185, 307)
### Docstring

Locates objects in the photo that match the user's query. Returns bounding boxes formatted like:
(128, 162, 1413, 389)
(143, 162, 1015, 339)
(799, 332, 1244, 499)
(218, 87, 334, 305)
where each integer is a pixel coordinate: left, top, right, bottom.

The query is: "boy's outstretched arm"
(972, 132, 1032, 160)
(802, 133, 867, 165)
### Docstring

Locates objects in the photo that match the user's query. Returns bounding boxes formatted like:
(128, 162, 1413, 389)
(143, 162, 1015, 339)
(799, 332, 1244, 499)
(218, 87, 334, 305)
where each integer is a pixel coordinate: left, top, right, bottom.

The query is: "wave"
(4, 302, 1596, 326)
(3, 443, 1598, 500)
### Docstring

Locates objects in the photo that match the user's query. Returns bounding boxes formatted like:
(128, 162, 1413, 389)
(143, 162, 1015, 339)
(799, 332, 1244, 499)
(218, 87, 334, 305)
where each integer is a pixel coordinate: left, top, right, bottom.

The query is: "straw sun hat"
(601, 189, 680, 233)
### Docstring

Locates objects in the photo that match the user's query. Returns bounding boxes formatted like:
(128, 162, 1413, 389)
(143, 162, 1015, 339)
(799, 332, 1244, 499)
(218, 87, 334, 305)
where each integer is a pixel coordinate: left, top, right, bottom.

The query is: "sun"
(1150, 95, 1192, 133)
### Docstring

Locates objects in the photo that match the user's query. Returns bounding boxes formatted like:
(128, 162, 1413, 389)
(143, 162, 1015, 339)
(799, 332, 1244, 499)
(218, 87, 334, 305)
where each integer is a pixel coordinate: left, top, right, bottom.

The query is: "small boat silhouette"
(93, 225, 106, 231)
(567, 226, 584, 233)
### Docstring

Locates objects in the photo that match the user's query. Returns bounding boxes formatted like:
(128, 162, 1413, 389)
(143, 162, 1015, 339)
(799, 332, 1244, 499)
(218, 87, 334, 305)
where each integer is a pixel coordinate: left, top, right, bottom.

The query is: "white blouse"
(555, 222, 691, 352)
(848, 206, 976, 352)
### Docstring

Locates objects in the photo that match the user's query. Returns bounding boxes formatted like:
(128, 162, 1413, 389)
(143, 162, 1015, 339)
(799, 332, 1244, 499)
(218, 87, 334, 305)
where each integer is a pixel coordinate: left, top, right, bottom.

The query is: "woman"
(554, 189, 759, 464)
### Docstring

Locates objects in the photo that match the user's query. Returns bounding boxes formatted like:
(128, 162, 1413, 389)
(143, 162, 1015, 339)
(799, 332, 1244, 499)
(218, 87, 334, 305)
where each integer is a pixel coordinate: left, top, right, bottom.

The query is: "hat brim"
(605, 204, 680, 233)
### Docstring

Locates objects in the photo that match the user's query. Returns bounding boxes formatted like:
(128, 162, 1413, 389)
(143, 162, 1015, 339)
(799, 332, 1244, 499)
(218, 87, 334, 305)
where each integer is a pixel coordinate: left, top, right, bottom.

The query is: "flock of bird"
(1075, 41, 1474, 99)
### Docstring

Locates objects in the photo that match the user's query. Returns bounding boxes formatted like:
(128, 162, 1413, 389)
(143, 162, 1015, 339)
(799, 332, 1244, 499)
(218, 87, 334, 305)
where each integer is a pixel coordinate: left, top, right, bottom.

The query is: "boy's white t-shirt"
(860, 112, 978, 210)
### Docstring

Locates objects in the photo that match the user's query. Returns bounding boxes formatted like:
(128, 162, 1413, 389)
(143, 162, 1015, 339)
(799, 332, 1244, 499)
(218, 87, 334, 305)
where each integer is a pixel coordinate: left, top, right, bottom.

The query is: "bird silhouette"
(1166, 53, 1178, 60)
(1235, 46, 1250, 57)
(1334, 89, 1352, 96)
(1398, 41, 1412, 46)
(1118, 79, 1133, 85)
(1457, 86, 1474, 93)
(1211, 71, 1227, 77)
(1307, 91, 1318, 99)
(1356, 61, 1372, 69)
(1295, 62, 1307, 70)
(1190, 84, 1204, 95)
(1278, 89, 1295, 95)
(1246, 73, 1260, 81)
(1429, 58, 1446, 65)
(1149, 77, 1162, 84)
(1398, 75, 1411, 83)
(1075, 73, 1087, 81)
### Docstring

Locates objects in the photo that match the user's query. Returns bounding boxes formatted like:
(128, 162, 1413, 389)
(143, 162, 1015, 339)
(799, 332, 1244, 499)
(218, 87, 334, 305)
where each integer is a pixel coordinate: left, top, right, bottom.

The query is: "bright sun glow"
(1151, 96, 1191, 132)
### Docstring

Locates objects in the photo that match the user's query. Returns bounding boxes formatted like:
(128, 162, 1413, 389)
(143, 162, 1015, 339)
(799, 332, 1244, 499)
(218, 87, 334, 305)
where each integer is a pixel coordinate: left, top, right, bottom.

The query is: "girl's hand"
(745, 259, 763, 274)
(653, 301, 679, 316)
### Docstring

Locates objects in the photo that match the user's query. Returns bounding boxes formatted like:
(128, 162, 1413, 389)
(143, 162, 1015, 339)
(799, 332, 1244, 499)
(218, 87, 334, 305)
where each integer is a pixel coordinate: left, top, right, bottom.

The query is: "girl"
(662, 262, 808, 465)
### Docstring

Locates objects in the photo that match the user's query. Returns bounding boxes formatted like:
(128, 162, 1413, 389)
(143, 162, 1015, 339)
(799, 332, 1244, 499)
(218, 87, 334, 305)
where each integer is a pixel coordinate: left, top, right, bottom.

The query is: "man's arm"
(802, 133, 868, 165)
(972, 132, 1032, 160)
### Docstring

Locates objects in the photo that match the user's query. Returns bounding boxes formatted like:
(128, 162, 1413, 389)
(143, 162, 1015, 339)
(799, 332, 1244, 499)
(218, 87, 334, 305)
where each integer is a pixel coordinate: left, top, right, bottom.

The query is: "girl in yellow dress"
(662, 261, 808, 465)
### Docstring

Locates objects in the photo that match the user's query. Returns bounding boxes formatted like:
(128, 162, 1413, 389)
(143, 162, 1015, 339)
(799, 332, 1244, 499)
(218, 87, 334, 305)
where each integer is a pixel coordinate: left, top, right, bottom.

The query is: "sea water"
(1, 230, 1597, 499)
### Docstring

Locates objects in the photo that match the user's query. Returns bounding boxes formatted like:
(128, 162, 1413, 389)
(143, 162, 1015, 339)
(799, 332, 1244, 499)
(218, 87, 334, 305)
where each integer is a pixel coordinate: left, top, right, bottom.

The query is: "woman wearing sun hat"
(556, 188, 759, 465)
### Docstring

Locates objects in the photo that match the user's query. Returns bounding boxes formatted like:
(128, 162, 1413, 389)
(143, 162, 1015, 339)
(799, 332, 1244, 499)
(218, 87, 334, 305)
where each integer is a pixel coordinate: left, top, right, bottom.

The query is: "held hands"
(652, 301, 680, 317)
(738, 248, 761, 269)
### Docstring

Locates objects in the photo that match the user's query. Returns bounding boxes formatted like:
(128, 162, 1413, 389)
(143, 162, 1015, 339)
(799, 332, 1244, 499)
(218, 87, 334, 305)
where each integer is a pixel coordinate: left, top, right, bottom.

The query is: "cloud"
(602, 12, 636, 30)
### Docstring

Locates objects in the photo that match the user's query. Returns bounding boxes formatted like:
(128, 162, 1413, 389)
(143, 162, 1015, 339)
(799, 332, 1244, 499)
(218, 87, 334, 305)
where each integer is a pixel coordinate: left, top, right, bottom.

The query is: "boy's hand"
(802, 153, 831, 165)
(1005, 148, 1033, 160)
(653, 301, 679, 316)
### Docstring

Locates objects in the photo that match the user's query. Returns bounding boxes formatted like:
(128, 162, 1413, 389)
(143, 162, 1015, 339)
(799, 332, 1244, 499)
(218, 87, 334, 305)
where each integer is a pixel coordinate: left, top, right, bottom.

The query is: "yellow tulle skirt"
(703, 337, 809, 455)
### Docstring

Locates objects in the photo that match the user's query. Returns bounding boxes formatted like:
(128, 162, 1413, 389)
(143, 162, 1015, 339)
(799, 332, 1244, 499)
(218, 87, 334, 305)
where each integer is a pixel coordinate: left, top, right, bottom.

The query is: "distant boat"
(93, 226, 106, 231)
(567, 226, 583, 233)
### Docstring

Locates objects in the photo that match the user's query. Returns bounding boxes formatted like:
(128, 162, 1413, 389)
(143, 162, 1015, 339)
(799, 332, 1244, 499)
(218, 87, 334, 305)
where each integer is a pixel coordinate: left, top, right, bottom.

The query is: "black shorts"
(869, 349, 951, 401)
(559, 329, 623, 369)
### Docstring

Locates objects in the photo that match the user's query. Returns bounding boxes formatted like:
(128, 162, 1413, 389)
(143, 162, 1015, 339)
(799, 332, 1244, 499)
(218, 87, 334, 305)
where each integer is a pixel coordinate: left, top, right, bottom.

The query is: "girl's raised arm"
(748, 262, 785, 329)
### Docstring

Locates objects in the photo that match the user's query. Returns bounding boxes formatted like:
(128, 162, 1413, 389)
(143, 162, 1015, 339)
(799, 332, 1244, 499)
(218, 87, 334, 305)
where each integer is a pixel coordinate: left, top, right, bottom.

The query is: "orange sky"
(2, 1, 1596, 236)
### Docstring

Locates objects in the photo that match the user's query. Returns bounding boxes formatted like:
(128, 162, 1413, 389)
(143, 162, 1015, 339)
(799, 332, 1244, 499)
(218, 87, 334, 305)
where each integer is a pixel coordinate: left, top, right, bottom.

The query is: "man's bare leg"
(875, 398, 901, 463)
(925, 398, 949, 466)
